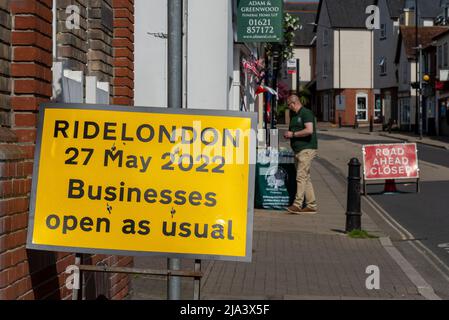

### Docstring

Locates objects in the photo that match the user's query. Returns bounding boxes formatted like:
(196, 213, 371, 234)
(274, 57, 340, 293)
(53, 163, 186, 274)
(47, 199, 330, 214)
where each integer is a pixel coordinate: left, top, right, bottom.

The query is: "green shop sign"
(237, 0, 284, 43)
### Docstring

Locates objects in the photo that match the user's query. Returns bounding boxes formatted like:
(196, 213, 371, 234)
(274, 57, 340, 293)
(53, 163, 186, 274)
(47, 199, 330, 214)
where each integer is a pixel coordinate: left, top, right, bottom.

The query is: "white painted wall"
(135, 0, 167, 107)
(290, 47, 312, 91)
(187, 0, 233, 110)
(134, 0, 235, 110)
(334, 30, 374, 89)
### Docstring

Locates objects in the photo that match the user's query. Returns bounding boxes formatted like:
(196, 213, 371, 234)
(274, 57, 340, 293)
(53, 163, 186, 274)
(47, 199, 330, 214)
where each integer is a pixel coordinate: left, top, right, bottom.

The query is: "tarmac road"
(318, 132, 449, 269)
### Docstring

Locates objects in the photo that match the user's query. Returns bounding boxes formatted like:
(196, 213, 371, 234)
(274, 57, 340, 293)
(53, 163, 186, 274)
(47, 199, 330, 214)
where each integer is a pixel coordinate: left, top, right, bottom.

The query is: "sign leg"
(193, 259, 201, 300)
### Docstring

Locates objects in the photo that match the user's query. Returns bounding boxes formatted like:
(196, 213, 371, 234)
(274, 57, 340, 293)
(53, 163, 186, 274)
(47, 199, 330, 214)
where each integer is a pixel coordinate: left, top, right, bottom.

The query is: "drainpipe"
(53, 0, 57, 61)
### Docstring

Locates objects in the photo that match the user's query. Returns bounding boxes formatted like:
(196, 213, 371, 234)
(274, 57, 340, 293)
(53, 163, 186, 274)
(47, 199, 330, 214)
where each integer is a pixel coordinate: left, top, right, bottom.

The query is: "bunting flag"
(255, 84, 278, 96)
(242, 58, 260, 77)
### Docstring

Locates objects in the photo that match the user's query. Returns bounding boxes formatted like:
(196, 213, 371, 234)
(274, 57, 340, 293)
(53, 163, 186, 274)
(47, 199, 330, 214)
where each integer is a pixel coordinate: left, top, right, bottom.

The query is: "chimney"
(402, 8, 416, 26)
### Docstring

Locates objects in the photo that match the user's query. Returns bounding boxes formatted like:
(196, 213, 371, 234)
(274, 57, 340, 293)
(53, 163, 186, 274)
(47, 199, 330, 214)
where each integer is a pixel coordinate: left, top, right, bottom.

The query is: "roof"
(386, 0, 405, 19)
(285, 2, 319, 46)
(316, 0, 377, 29)
(416, 0, 442, 19)
(396, 26, 448, 62)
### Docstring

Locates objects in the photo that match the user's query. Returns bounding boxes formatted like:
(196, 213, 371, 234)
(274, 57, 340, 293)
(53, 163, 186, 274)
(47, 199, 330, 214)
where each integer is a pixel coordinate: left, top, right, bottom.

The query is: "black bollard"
(369, 116, 374, 132)
(339, 116, 342, 128)
(353, 115, 358, 129)
(346, 158, 362, 233)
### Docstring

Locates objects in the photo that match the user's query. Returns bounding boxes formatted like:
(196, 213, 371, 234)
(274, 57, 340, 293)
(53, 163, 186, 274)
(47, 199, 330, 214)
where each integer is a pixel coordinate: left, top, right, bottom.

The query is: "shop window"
(356, 93, 368, 121)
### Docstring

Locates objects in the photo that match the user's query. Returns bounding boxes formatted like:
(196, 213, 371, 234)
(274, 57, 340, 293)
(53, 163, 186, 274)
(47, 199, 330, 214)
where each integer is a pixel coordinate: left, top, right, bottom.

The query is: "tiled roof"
(322, 0, 377, 29)
(398, 26, 448, 60)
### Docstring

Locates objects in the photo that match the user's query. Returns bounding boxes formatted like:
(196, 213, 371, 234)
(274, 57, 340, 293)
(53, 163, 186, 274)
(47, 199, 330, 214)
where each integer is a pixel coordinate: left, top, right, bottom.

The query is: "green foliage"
(347, 230, 378, 239)
(265, 13, 301, 62)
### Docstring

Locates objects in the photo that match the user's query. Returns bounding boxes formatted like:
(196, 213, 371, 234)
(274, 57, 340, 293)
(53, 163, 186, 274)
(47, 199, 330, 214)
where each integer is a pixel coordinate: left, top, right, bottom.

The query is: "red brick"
(12, 128, 36, 143)
(0, 181, 13, 198)
(19, 145, 35, 160)
(112, 38, 134, 50)
(10, 0, 52, 23)
(113, 9, 134, 23)
(13, 47, 52, 66)
(113, 0, 135, 13)
(114, 29, 133, 41)
(113, 77, 133, 88)
(10, 97, 43, 111)
(113, 87, 133, 97)
(13, 113, 38, 127)
(113, 48, 133, 60)
(11, 63, 52, 82)
(113, 58, 133, 69)
(13, 15, 52, 36)
(0, 197, 29, 217)
(113, 19, 134, 31)
(14, 80, 51, 97)
(112, 97, 133, 106)
(114, 68, 134, 79)
(12, 31, 52, 50)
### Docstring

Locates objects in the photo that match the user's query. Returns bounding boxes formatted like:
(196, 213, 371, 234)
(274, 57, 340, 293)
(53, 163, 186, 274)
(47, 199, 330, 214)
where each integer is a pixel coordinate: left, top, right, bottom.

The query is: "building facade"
(134, 0, 259, 112)
(315, 0, 376, 125)
(0, 0, 135, 300)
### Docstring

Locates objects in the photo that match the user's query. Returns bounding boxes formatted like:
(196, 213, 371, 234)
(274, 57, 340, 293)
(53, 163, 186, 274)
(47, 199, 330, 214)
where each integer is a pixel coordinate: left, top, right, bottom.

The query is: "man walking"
(284, 95, 318, 214)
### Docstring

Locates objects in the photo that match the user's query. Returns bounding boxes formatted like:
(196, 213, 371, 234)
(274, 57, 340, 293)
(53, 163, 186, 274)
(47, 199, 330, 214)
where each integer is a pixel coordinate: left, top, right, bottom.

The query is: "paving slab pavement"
(128, 159, 431, 300)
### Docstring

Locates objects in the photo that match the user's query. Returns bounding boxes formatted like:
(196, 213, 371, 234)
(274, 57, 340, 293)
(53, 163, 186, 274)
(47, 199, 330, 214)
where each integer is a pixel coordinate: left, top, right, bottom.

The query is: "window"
(323, 61, 328, 78)
(380, 24, 387, 40)
(323, 29, 329, 46)
(375, 96, 382, 121)
(356, 93, 368, 121)
(402, 62, 408, 85)
(399, 98, 410, 125)
(379, 57, 387, 76)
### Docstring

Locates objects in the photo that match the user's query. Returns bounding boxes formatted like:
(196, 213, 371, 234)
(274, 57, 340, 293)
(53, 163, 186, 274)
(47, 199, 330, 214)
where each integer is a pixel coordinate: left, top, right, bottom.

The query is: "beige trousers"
(294, 149, 317, 209)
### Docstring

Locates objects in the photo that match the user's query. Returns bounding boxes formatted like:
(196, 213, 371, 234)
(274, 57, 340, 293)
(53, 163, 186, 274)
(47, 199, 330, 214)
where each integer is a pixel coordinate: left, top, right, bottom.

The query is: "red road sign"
(363, 143, 419, 180)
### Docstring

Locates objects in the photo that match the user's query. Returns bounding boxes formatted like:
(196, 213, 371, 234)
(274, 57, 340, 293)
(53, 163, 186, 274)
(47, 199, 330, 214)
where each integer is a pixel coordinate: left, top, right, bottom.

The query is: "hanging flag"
(242, 58, 260, 77)
(255, 84, 278, 96)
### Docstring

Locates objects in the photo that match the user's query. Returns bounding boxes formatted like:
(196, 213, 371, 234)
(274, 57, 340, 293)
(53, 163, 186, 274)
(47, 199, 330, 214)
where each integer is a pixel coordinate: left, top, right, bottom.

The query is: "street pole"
(419, 45, 423, 140)
(296, 58, 300, 96)
(167, 0, 183, 300)
(415, 0, 419, 135)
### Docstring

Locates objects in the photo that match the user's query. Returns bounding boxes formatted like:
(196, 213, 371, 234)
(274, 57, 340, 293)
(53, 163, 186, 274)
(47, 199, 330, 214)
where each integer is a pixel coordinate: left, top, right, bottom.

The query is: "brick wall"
(112, 0, 134, 106)
(318, 89, 375, 126)
(0, 0, 134, 300)
(87, 0, 113, 82)
(57, 0, 88, 73)
(0, 1, 11, 128)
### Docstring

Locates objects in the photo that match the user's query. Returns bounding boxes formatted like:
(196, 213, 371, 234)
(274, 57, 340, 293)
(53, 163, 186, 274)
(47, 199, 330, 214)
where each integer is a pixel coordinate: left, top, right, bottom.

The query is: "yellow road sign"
(27, 104, 257, 262)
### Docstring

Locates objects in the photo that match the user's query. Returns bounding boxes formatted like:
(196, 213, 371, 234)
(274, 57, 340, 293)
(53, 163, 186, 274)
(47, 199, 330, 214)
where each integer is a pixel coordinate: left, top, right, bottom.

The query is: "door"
(356, 93, 368, 121)
(323, 94, 329, 122)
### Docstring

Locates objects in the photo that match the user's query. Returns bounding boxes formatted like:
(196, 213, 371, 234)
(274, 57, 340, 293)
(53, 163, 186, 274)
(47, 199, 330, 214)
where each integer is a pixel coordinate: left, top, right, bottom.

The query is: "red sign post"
(362, 143, 419, 194)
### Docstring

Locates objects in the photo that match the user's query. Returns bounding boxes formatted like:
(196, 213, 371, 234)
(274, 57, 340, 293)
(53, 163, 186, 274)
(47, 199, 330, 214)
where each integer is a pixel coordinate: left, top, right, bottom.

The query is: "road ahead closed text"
(363, 143, 419, 180)
(27, 105, 256, 261)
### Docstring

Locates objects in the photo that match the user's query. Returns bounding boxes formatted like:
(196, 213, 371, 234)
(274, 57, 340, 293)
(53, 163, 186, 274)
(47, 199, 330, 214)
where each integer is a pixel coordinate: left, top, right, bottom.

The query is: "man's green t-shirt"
(289, 107, 318, 153)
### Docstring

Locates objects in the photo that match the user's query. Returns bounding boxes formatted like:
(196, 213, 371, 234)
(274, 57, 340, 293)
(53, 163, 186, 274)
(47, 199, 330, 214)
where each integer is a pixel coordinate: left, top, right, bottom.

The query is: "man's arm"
(284, 122, 314, 139)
